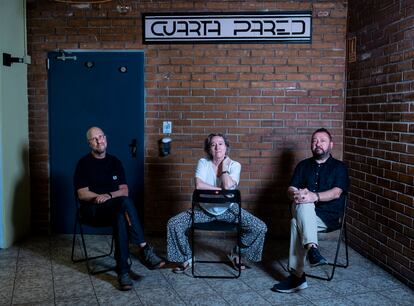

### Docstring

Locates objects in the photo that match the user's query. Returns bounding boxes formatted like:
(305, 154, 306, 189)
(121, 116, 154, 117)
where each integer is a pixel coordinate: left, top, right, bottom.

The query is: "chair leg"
(306, 222, 349, 281)
(191, 224, 195, 277)
(71, 215, 79, 263)
(236, 224, 242, 277)
(71, 219, 115, 275)
(191, 230, 241, 279)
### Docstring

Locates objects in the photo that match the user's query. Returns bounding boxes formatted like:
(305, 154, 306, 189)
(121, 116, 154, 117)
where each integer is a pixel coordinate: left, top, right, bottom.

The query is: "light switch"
(163, 121, 172, 134)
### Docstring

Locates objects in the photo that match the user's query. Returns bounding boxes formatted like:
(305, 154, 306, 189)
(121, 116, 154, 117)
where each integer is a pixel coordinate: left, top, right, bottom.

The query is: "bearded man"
(272, 128, 349, 293)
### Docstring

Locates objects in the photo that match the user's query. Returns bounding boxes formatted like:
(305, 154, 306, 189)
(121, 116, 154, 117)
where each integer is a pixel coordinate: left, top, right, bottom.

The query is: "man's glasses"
(88, 134, 106, 143)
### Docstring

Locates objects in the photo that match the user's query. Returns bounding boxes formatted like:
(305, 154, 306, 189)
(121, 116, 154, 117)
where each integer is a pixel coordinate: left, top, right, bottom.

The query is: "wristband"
(221, 171, 230, 176)
(316, 192, 320, 203)
(107, 192, 112, 198)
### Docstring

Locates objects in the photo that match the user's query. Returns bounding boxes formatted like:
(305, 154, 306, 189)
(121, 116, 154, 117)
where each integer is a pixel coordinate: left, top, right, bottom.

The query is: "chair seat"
(191, 189, 242, 279)
(193, 220, 238, 231)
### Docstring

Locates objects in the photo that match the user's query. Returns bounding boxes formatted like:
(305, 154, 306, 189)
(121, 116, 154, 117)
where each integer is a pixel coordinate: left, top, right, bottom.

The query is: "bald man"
(74, 126, 164, 291)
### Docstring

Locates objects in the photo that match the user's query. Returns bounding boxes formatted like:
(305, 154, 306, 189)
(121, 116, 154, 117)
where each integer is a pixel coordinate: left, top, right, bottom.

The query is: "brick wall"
(27, 0, 347, 237)
(346, 0, 414, 287)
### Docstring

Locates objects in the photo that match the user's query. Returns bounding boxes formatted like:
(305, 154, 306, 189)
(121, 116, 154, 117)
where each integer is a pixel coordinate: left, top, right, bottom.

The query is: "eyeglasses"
(88, 134, 106, 143)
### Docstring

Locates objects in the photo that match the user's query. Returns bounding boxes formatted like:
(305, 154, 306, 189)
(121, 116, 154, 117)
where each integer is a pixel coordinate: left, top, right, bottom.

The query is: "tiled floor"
(0, 233, 413, 305)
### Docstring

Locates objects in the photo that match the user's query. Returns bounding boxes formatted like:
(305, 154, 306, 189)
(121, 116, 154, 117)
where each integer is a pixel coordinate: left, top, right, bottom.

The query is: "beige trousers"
(288, 202, 327, 276)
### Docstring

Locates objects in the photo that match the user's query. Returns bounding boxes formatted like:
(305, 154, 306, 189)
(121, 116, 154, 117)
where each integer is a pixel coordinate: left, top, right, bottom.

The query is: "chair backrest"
(191, 189, 241, 231)
(320, 195, 348, 233)
(192, 189, 241, 208)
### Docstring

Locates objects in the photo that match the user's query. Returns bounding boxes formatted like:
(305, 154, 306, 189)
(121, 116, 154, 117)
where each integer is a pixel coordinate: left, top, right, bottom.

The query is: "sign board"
(143, 11, 312, 44)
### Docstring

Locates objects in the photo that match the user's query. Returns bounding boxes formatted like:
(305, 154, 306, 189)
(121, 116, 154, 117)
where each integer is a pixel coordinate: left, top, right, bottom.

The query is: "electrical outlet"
(163, 121, 172, 134)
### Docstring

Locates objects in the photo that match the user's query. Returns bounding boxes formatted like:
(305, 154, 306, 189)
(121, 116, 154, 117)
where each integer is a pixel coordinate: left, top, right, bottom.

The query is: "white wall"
(0, 0, 31, 248)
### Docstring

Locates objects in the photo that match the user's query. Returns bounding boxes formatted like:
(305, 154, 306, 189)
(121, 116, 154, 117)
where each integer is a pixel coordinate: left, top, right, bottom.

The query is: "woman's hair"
(204, 133, 230, 159)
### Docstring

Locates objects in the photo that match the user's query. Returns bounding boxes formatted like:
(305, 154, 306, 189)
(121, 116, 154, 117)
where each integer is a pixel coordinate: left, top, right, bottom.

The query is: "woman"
(166, 133, 267, 272)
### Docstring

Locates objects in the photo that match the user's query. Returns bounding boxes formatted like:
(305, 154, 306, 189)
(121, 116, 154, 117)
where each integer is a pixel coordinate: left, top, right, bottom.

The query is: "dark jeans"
(80, 196, 145, 274)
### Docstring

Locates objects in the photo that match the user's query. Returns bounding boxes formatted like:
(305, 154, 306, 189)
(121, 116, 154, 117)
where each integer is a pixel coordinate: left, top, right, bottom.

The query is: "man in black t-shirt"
(272, 128, 349, 294)
(74, 126, 165, 291)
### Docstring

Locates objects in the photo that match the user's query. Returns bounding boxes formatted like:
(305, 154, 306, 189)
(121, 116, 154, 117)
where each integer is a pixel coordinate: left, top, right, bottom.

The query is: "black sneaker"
(308, 246, 328, 267)
(140, 244, 165, 269)
(271, 273, 308, 293)
(118, 273, 133, 291)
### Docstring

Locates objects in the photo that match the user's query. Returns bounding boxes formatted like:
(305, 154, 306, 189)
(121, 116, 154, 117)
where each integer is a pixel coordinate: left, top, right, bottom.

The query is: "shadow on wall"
(11, 145, 31, 243)
(144, 159, 186, 236)
(255, 147, 296, 239)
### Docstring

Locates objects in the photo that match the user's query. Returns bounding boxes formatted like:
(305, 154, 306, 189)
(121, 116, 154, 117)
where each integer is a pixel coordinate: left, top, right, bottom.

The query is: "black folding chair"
(191, 189, 242, 279)
(305, 198, 349, 281)
(71, 193, 115, 275)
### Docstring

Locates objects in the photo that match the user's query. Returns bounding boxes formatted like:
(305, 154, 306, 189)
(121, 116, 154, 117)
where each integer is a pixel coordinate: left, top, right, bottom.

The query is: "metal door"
(48, 50, 144, 234)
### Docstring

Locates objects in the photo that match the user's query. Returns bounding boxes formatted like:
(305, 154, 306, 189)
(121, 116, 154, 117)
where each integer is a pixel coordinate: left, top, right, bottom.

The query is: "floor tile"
(345, 292, 395, 306)
(326, 278, 369, 295)
(223, 290, 272, 306)
(136, 287, 186, 306)
(133, 273, 171, 290)
(55, 295, 99, 306)
(0, 285, 13, 306)
(172, 280, 216, 301)
(378, 287, 414, 306)
(242, 274, 279, 291)
(205, 278, 252, 295)
(297, 281, 339, 300)
(53, 275, 94, 299)
(362, 274, 404, 290)
(97, 290, 142, 305)
(312, 296, 357, 306)
(11, 284, 54, 305)
(257, 288, 313, 306)
(183, 293, 230, 306)
(1, 235, 412, 306)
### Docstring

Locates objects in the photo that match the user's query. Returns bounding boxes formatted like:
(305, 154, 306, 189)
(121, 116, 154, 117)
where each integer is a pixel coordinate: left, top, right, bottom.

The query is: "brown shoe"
(118, 273, 133, 291)
(172, 258, 192, 274)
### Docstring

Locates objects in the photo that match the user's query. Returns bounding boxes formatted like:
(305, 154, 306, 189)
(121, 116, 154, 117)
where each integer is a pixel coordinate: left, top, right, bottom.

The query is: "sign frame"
(142, 11, 312, 44)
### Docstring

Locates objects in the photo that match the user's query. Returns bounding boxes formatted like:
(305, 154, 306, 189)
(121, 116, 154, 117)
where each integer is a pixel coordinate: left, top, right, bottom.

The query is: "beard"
(92, 143, 106, 155)
(312, 147, 330, 160)
(93, 148, 105, 155)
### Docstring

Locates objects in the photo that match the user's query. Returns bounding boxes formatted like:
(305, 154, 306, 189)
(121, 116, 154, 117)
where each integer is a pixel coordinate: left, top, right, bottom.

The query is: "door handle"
(129, 138, 137, 158)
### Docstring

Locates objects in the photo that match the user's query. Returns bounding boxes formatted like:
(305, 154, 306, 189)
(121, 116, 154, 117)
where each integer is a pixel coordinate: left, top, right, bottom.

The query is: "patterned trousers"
(167, 205, 267, 263)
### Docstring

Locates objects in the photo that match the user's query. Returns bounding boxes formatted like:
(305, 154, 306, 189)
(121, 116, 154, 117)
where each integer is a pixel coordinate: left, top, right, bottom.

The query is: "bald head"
(86, 126, 107, 158)
(86, 126, 104, 141)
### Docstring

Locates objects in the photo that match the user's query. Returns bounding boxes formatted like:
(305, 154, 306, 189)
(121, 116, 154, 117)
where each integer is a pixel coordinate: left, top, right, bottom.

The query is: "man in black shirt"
(74, 126, 165, 291)
(272, 128, 349, 293)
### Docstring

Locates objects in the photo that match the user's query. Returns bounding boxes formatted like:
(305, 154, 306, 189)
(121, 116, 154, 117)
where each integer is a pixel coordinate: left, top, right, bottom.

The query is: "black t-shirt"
(290, 155, 349, 230)
(74, 153, 127, 194)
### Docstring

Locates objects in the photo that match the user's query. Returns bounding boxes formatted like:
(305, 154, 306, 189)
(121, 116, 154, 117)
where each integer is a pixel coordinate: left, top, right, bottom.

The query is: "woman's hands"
(218, 156, 231, 176)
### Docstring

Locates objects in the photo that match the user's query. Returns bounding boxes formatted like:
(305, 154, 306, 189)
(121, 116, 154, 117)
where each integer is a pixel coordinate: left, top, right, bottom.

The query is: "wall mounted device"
(159, 137, 172, 157)
(3, 53, 24, 67)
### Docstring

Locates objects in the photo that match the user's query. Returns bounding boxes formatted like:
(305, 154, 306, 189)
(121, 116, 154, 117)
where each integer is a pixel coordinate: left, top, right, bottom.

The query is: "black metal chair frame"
(191, 189, 242, 279)
(305, 199, 349, 281)
(71, 194, 115, 275)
